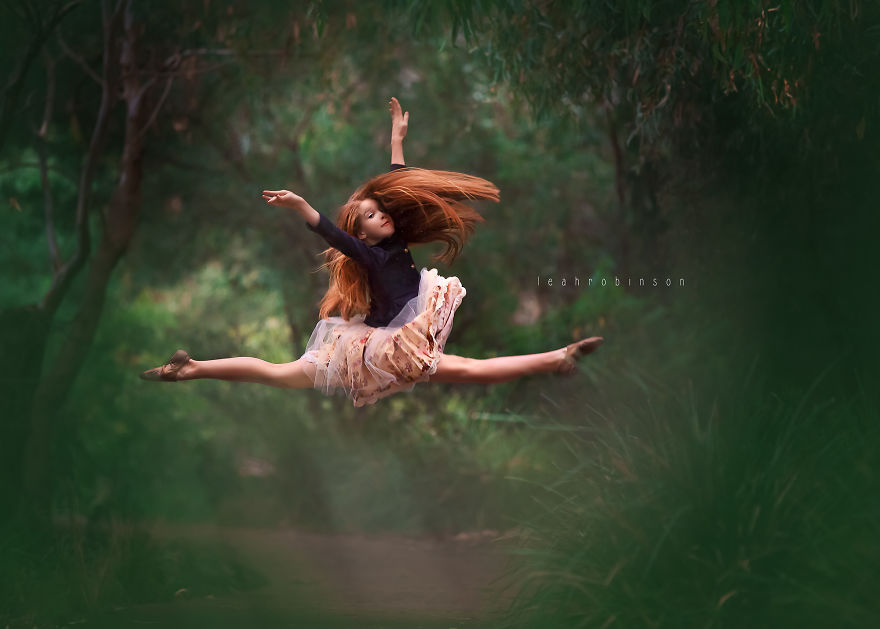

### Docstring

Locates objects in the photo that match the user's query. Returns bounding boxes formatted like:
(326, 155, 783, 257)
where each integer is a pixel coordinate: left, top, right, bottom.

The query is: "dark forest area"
(1, 1, 877, 627)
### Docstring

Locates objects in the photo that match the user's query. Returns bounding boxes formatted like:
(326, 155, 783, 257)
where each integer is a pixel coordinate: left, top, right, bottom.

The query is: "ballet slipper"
(140, 349, 191, 382)
(556, 337, 604, 376)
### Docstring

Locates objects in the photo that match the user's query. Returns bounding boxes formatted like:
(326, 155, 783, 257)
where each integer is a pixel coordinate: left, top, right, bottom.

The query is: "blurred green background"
(1, 0, 877, 627)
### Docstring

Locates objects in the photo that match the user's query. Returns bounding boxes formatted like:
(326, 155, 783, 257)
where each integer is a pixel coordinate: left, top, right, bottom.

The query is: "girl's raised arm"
(389, 96, 408, 168)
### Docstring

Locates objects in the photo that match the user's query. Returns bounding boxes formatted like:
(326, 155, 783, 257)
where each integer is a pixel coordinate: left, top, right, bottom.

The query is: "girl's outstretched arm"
(262, 189, 319, 226)
(261, 189, 388, 268)
(389, 96, 408, 167)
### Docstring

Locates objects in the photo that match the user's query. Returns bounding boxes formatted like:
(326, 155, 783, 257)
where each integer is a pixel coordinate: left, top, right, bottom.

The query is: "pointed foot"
(556, 336, 604, 376)
(140, 349, 191, 382)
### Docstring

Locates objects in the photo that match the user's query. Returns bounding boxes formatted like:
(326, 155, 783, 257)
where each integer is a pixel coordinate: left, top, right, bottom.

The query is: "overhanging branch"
(0, 0, 81, 150)
(39, 0, 124, 313)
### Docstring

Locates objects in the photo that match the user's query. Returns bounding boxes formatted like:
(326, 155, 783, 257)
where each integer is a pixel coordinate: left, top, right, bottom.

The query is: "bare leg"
(175, 357, 316, 389)
(430, 337, 603, 384)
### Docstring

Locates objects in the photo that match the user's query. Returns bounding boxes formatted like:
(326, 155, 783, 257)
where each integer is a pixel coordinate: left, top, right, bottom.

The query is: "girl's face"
(356, 198, 395, 245)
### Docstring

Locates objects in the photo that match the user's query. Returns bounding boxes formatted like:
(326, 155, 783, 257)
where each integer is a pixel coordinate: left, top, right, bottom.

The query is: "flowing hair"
(314, 167, 500, 321)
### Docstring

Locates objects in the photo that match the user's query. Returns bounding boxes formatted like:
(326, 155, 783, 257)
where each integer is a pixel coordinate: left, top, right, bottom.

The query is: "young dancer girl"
(141, 97, 604, 407)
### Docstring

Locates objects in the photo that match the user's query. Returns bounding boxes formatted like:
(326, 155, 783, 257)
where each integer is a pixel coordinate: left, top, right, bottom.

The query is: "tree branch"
(0, 0, 29, 24)
(39, 0, 124, 313)
(36, 50, 62, 274)
(56, 28, 103, 86)
(0, 0, 81, 151)
(134, 74, 173, 141)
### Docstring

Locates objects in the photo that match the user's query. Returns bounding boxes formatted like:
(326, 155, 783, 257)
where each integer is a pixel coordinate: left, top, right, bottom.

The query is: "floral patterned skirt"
(299, 268, 465, 407)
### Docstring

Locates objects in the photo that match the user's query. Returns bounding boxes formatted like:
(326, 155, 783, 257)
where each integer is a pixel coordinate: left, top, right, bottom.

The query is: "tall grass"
(492, 364, 880, 628)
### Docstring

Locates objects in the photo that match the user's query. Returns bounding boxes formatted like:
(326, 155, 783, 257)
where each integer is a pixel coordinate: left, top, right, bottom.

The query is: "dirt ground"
(85, 521, 521, 628)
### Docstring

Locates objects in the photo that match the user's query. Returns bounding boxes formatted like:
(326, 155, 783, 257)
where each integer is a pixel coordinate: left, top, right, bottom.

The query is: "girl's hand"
(389, 96, 408, 141)
(262, 189, 304, 210)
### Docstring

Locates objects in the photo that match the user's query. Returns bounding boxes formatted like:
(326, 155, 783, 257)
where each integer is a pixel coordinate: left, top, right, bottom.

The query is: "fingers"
(388, 97, 408, 124)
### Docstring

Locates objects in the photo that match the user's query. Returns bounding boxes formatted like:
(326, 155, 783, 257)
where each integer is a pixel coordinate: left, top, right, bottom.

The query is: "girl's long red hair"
(314, 167, 500, 321)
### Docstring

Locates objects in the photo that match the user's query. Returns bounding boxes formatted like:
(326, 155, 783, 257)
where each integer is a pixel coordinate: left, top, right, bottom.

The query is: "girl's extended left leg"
(429, 337, 603, 384)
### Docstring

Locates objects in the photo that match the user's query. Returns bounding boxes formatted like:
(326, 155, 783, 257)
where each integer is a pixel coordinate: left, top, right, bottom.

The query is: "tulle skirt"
(299, 268, 466, 407)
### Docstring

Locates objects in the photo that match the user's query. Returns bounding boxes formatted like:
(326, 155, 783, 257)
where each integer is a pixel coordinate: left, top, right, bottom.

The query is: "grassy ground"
(2, 519, 514, 628)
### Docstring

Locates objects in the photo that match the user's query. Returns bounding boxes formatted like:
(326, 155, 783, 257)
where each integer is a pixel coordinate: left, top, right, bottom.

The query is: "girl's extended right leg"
(175, 357, 316, 389)
(430, 337, 603, 384)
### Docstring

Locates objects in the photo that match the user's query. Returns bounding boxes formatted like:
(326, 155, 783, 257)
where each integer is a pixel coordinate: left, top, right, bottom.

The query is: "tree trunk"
(605, 104, 670, 276)
(0, 307, 52, 524)
(1, 0, 124, 527)
(22, 241, 127, 523)
(20, 0, 148, 525)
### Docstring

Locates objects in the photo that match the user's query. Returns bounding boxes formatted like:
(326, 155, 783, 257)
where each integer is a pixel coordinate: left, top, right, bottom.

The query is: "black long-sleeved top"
(306, 163, 420, 327)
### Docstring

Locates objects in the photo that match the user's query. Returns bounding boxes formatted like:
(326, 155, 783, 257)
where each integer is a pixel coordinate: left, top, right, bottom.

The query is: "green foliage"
(436, 0, 880, 186)
(493, 367, 880, 628)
